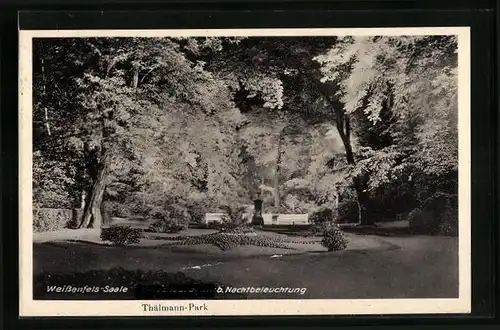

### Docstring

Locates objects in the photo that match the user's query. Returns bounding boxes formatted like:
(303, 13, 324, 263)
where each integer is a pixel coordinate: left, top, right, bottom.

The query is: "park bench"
(204, 213, 226, 224)
(262, 213, 309, 225)
(277, 214, 309, 225)
(204, 213, 309, 225)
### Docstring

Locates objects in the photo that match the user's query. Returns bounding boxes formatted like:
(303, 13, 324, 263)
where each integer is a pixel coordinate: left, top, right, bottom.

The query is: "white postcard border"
(19, 27, 471, 317)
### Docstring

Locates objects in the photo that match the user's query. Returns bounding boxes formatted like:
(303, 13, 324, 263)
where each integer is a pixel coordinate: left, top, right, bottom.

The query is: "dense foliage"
(167, 227, 319, 251)
(100, 225, 143, 245)
(321, 225, 349, 251)
(33, 35, 458, 235)
(409, 192, 458, 236)
(148, 218, 187, 234)
(33, 208, 78, 232)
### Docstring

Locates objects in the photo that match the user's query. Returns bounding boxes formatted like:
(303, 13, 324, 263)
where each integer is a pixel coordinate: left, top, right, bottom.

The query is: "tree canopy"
(33, 35, 458, 227)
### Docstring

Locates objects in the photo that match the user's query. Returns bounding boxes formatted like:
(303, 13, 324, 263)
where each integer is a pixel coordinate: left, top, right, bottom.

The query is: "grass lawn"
(32, 222, 458, 300)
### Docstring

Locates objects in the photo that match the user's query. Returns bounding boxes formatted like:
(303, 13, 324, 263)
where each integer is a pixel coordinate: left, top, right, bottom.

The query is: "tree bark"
(80, 190, 87, 209)
(101, 200, 111, 226)
(78, 150, 112, 229)
(352, 176, 373, 225)
(79, 113, 114, 229)
(341, 124, 373, 226)
(325, 99, 373, 226)
(132, 62, 139, 88)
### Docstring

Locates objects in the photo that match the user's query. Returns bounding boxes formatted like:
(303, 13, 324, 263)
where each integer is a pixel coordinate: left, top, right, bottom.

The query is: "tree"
(212, 35, 457, 224)
(33, 35, 458, 229)
(315, 35, 458, 221)
(33, 37, 246, 229)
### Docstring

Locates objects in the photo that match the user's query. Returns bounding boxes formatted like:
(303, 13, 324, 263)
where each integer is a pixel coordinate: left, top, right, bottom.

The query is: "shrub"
(173, 231, 293, 251)
(206, 221, 220, 230)
(321, 226, 348, 251)
(106, 201, 137, 219)
(310, 207, 334, 225)
(128, 202, 155, 218)
(229, 224, 255, 234)
(33, 208, 75, 232)
(423, 192, 458, 237)
(439, 220, 458, 237)
(186, 192, 213, 225)
(310, 207, 336, 236)
(220, 204, 248, 225)
(215, 222, 239, 232)
(149, 218, 187, 233)
(409, 192, 458, 236)
(408, 208, 437, 234)
(221, 223, 254, 234)
(337, 200, 359, 224)
(148, 204, 190, 233)
(100, 225, 142, 245)
(312, 222, 333, 236)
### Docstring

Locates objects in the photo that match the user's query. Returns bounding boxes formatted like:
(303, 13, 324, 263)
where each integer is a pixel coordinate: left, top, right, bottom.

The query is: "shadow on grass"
(34, 267, 246, 300)
(342, 226, 412, 237)
(257, 225, 321, 238)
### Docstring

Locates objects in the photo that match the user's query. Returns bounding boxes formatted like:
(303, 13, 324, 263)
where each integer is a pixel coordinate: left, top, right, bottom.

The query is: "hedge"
(33, 208, 83, 232)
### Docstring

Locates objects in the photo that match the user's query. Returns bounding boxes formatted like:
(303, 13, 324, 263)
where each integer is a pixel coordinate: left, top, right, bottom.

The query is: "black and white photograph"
(19, 28, 471, 316)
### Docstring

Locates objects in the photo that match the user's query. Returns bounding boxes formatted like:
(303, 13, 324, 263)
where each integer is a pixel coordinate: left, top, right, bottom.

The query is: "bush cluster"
(186, 194, 214, 224)
(310, 207, 336, 234)
(149, 218, 187, 233)
(310, 207, 334, 224)
(225, 224, 255, 234)
(148, 206, 189, 233)
(33, 208, 76, 232)
(100, 225, 142, 245)
(168, 228, 321, 251)
(321, 226, 348, 251)
(408, 208, 436, 234)
(337, 200, 359, 224)
(409, 192, 458, 236)
(173, 232, 292, 251)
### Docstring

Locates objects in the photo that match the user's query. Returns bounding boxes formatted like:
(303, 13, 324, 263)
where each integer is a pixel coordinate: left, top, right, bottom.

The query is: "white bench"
(204, 213, 226, 224)
(205, 213, 309, 225)
(263, 213, 275, 225)
(277, 214, 309, 225)
(262, 213, 309, 225)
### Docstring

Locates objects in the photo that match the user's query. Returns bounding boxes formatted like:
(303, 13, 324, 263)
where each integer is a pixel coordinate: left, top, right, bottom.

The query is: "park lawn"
(32, 227, 393, 277)
(181, 235, 458, 299)
(32, 225, 458, 299)
(33, 227, 394, 256)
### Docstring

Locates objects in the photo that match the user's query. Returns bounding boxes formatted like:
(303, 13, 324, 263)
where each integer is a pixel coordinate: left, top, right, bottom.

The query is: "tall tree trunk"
(273, 131, 282, 211)
(80, 190, 87, 209)
(132, 62, 139, 88)
(101, 201, 111, 226)
(353, 176, 373, 225)
(333, 189, 339, 221)
(332, 109, 373, 225)
(78, 150, 112, 229)
(318, 83, 375, 225)
(79, 113, 114, 229)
